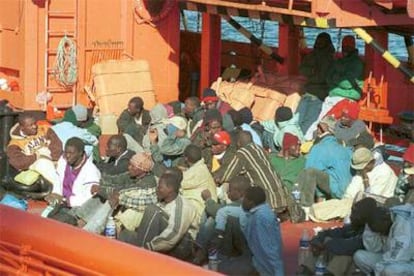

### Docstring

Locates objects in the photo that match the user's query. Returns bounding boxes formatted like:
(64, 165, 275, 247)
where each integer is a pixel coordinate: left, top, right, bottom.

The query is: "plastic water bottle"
(104, 216, 116, 239)
(315, 255, 327, 275)
(297, 229, 311, 267)
(208, 248, 219, 271)
(343, 214, 351, 225)
(291, 183, 301, 204)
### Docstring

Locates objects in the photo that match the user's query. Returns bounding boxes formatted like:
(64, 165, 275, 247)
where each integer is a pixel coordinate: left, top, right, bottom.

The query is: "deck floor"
(28, 200, 342, 275)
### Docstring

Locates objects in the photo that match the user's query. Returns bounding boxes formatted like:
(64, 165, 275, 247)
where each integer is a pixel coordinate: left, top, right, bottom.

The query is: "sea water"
(181, 11, 408, 60)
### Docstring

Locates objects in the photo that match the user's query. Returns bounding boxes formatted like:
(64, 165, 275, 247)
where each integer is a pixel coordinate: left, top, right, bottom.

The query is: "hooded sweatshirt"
(142, 103, 169, 151)
(7, 123, 62, 171)
(261, 113, 305, 149)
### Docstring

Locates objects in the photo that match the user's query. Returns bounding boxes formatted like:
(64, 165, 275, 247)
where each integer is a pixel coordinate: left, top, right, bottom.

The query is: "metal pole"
(221, 15, 284, 64)
(353, 27, 414, 84)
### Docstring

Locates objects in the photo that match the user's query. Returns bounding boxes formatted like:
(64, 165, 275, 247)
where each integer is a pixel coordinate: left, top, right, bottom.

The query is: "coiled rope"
(54, 35, 77, 87)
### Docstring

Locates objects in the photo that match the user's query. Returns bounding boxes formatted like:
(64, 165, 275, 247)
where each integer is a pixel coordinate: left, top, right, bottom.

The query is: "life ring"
(134, 0, 175, 27)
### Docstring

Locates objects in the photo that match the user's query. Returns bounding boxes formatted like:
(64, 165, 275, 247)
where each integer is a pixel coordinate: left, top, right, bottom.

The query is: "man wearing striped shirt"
(215, 131, 287, 212)
(119, 172, 199, 261)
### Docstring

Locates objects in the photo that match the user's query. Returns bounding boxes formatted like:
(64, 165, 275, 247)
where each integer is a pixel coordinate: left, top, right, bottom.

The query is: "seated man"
(181, 144, 217, 219)
(75, 151, 157, 233)
(51, 104, 99, 159)
(191, 109, 224, 150)
(46, 137, 101, 208)
(260, 106, 304, 152)
(333, 102, 368, 146)
(149, 116, 191, 167)
(310, 147, 397, 222)
(228, 108, 262, 147)
(194, 175, 251, 265)
(216, 131, 287, 214)
(221, 186, 284, 276)
(119, 172, 199, 261)
(269, 132, 306, 193)
(183, 96, 204, 136)
(7, 112, 62, 188)
(117, 96, 151, 144)
(201, 88, 234, 132)
(298, 115, 352, 211)
(299, 198, 377, 275)
(98, 134, 135, 175)
(353, 204, 414, 275)
(203, 130, 236, 173)
(141, 103, 170, 151)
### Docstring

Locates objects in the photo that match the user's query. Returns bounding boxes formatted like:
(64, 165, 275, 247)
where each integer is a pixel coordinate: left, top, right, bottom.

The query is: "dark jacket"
(98, 149, 135, 176)
(117, 109, 151, 143)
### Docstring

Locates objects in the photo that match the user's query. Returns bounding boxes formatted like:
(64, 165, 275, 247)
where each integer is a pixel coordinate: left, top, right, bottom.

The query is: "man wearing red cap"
(209, 130, 236, 171)
(269, 133, 305, 192)
(331, 100, 369, 146)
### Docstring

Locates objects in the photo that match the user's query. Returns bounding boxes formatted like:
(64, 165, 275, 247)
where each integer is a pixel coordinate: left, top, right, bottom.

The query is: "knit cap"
(72, 104, 87, 122)
(282, 132, 300, 151)
(238, 107, 253, 124)
(213, 131, 231, 145)
(129, 152, 154, 172)
(202, 88, 218, 103)
(275, 106, 293, 123)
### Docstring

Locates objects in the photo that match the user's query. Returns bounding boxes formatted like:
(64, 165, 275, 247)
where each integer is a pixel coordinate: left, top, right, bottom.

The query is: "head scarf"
(130, 152, 154, 172)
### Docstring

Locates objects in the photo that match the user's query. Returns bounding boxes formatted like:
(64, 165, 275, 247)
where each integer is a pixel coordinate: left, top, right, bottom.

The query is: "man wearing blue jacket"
(298, 115, 352, 208)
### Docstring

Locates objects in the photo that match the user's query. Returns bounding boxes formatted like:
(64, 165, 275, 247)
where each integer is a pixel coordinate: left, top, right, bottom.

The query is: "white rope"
(54, 35, 77, 87)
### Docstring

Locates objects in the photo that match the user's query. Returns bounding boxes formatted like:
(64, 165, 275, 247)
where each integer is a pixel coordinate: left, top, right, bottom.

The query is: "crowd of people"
(3, 33, 414, 275)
